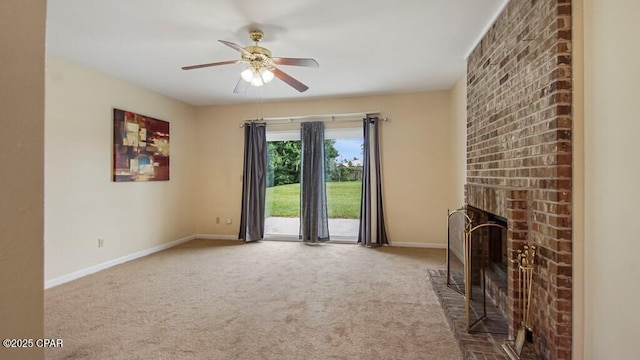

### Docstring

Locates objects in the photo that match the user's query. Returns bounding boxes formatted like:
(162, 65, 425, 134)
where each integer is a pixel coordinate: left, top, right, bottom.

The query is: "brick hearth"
(429, 269, 535, 359)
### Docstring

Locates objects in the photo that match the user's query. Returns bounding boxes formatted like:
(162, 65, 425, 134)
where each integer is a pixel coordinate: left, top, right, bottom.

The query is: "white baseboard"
(389, 242, 446, 249)
(44, 235, 196, 289)
(44, 235, 442, 289)
(196, 235, 443, 248)
(194, 234, 240, 240)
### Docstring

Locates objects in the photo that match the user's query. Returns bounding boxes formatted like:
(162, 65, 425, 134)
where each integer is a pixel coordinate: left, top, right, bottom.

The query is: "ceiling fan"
(182, 30, 319, 93)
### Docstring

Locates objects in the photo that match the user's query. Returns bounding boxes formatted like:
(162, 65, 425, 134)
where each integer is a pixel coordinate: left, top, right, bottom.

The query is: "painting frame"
(112, 108, 170, 182)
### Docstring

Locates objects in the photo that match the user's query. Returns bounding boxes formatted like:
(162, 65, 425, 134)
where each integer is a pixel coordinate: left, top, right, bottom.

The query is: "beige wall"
(0, 0, 46, 359)
(195, 92, 458, 246)
(44, 56, 198, 282)
(572, 0, 585, 358)
(583, 0, 640, 358)
(451, 74, 467, 206)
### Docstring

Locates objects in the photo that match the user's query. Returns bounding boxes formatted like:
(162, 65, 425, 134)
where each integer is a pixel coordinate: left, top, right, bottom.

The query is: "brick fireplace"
(465, 0, 573, 359)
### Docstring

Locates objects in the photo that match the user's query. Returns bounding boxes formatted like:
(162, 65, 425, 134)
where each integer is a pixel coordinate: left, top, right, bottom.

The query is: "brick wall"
(465, 0, 573, 359)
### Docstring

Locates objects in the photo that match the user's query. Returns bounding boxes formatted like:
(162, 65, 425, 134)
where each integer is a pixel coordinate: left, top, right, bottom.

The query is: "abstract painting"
(113, 108, 170, 182)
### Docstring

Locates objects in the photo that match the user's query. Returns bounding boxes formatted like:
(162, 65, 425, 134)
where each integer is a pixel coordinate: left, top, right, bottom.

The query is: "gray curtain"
(358, 117, 388, 247)
(299, 122, 330, 243)
(238, 122, 267, 242)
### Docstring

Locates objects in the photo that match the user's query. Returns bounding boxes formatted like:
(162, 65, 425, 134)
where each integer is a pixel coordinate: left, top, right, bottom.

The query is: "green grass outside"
(266, 181, 361, 219)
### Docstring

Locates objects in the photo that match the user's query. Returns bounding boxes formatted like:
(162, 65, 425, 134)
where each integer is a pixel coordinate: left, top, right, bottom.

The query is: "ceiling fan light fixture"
(250, 75, 264, 87)
(241, 66, 273, 87)
(241, 67, 255, 82)
(259, 67, 274, 84)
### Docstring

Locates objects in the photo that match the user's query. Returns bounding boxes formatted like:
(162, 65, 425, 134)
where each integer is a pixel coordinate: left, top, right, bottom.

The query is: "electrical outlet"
(225, 217, 232, 225)
(98, 238, 104, 248)
(216, 217, 220, 224)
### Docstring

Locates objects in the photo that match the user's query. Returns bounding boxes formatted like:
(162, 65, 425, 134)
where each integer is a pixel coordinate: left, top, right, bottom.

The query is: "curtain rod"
(239, 112, 386, 128)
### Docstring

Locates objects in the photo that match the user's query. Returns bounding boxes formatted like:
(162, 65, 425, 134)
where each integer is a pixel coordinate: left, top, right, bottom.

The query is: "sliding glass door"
(324, 128, 362, 241)
(265, 136, 301, 238)
(264, 126, 362, 242)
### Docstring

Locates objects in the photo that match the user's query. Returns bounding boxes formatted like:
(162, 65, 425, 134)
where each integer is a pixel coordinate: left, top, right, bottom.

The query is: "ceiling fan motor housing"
(249, 30, 264, 42)
(242, 46, 272, 59)
(243, 30, 272, 68)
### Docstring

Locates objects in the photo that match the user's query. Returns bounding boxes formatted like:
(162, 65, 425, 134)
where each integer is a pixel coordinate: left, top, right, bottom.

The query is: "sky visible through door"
(334, 139, 363, 162)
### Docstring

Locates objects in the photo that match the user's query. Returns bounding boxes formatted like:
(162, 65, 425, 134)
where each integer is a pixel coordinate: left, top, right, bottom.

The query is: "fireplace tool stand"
(502, 245, 536, 359)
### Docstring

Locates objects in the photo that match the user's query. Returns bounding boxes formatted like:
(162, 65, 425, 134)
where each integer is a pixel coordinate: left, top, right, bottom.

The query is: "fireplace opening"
(461, 206, 510, 333)
(488, 213, 508, 281)
(446, 206, 509, 335)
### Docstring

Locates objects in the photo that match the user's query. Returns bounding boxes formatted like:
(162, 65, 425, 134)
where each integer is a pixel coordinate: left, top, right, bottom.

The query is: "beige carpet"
(45, 240, 462, 359)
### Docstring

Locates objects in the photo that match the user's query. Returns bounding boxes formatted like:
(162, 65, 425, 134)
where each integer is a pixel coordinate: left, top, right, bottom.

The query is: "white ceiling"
(46, 0, 507, 106)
